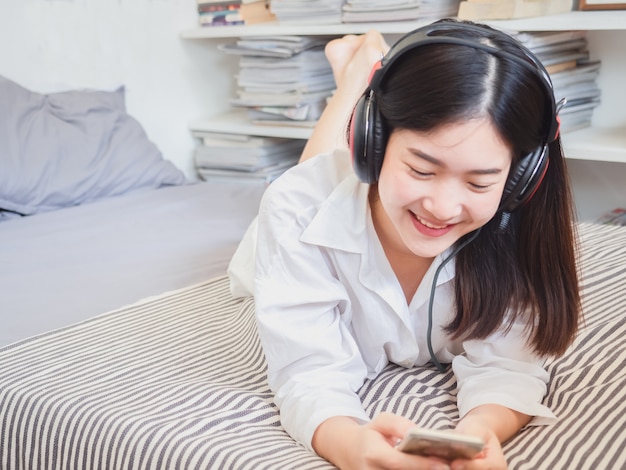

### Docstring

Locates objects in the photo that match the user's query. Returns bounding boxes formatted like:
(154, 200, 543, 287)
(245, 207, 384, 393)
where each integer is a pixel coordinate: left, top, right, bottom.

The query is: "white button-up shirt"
(228, 150, 556, 450)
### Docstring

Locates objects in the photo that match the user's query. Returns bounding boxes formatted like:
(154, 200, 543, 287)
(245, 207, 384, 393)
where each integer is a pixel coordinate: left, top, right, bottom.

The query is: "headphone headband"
(368, 22, 559, 143)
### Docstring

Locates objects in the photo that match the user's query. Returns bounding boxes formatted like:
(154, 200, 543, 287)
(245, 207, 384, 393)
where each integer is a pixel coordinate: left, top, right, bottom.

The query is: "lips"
(411, 212, 455, 237)
(415, 215, 448, 230)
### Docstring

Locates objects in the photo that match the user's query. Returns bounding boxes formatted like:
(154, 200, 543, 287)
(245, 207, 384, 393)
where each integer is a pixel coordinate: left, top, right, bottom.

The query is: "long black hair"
(375, 19, 581, 356)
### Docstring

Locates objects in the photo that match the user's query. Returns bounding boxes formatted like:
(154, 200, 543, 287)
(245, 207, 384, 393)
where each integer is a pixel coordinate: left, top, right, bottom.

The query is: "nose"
(421, 180, 463, 221)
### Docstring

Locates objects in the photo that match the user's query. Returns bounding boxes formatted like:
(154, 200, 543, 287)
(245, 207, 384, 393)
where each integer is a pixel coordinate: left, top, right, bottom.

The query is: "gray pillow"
(0, 75, 186, 216)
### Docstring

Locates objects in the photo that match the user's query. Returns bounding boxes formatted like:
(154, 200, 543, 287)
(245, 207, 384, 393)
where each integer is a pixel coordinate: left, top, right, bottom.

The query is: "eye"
(409, 166, 433, 178)
(468, 182, 494, 191)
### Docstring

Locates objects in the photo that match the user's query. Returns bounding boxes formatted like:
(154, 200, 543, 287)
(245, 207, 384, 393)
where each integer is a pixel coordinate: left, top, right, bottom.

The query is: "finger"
(368, 412, 416, 443)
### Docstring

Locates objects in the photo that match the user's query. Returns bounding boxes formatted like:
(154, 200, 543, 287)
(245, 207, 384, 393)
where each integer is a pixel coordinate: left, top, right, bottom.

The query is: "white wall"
(2, 3, 624, 219)
(0, 0, 233, 178)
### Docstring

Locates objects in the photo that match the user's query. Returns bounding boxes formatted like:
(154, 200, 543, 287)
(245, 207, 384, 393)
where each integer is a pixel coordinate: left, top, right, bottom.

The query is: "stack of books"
(268, 0, 345, 24)
(219, 36, 335, 125)
(457, 0, 572, 19)
(516, 30, 602, 133)
(197, 0, 275, 27)
(341, 0, 461, 23)
(193, 131, 305, 184)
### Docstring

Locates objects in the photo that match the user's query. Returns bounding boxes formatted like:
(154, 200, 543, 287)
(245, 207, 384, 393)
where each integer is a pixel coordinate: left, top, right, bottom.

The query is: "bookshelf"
(181, 10, 626, 219)
(180, 10, 626, 37)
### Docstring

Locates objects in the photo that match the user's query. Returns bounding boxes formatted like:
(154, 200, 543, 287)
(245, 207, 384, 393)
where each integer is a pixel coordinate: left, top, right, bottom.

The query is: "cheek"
(470, 187, 505, 221)
(378, 171, 418, 209)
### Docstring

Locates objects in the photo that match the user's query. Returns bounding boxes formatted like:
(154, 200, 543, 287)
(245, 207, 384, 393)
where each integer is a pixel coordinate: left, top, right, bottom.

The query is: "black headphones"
(349, 21, 561, 214)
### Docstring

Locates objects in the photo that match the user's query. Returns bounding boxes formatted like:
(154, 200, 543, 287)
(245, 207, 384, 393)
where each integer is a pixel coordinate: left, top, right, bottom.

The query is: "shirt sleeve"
(453, 319, 557, 425)
(253, 172, 370, 450)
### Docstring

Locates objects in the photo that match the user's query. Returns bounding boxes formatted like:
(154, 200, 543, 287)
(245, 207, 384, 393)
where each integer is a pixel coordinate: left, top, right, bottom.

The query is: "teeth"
(417, 216, 446, 230)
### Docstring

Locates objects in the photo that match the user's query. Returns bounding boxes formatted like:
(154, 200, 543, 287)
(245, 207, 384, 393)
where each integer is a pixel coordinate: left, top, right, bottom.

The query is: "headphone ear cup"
(499, 144, 549, 213)
(349, 90, 388, 184)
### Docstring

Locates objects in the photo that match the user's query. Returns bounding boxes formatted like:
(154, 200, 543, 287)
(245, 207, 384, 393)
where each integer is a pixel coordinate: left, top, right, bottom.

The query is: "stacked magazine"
(341, 0, 461, 23)
(193, 131, 305, 184)
(269, 0, 345, 23)
(219, 35, 335, 126)
(516, 30, 601, 133)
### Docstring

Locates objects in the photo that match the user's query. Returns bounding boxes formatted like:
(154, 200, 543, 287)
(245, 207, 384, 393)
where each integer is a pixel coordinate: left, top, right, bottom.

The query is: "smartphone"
(396, 427, 485, 461)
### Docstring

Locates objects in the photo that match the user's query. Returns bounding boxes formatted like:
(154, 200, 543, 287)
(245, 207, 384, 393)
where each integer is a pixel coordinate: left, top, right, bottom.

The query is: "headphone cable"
(426, 228, 481, 373)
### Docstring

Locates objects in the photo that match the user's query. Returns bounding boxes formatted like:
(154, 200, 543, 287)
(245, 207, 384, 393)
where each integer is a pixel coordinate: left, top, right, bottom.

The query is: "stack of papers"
(516, 30, 601, 133)
(269, 0, 345, 24)
(192, 131, 305, 183)
(341, 0, 461, 23)
(457, 0, 572, 20)
(219, 36, 336, 125)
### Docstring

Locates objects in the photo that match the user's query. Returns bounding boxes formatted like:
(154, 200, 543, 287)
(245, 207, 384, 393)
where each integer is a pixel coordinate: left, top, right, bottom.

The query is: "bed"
(2, 75, 626, 469)
(0, 74, 265, 347)
(1, 222, 625, 469)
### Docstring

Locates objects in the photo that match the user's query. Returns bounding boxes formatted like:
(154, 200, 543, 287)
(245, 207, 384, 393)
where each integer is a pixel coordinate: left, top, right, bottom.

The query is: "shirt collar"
(299, 156, 456, 287)
(300, 171, 370, 254)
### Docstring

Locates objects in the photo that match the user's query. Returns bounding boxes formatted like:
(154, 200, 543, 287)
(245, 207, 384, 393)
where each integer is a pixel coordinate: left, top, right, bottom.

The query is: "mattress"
(0, 181, 265, 347)
(1, 222, 624, 469)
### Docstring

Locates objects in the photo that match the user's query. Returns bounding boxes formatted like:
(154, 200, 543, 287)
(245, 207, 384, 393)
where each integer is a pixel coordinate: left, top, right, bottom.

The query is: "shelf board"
(180, 11, 626, 39)
(562, 126, 626, 163)
(191, 112, 626, 164)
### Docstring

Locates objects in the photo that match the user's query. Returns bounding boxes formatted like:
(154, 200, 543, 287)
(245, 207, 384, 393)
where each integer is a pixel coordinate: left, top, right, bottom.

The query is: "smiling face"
(370, 118, 512, 261)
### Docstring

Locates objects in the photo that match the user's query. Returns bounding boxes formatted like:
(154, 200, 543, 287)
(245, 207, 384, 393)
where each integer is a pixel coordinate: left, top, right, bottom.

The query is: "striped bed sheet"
(1, 222, 625, 470)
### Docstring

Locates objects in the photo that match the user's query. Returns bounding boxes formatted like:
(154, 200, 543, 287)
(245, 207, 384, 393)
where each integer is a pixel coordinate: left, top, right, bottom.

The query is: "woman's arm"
(299, 31, 390, 162)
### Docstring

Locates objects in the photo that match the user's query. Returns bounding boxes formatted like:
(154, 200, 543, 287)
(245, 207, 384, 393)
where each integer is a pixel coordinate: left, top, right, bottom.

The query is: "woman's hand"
(449, 422, 507, 470)
(312, 413, 453, 470)
(449, 403, 531, 470)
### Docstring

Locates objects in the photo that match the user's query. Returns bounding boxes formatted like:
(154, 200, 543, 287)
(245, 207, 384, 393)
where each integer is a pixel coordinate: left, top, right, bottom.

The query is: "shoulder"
(260, 149, 354, 216)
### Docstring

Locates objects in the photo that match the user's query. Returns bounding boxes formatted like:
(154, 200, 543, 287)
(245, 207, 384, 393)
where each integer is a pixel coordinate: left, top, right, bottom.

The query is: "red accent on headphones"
(524, 158, 550, 205)
(368, 60, 383, 86)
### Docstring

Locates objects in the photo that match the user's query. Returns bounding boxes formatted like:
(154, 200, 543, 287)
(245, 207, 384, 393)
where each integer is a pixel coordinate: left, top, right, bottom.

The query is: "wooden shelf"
(180, 11, 626, 39)
(191, 111, 626, 164)
(562, 126, 626, 163)
(181, 9, 626, 220)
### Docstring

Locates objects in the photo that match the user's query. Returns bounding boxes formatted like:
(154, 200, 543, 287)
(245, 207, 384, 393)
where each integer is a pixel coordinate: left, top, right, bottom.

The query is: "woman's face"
(373, 118, 512, 260)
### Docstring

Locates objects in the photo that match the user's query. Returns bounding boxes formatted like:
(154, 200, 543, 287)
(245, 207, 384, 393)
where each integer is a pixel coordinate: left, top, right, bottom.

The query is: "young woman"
(229, 19, 581, 470)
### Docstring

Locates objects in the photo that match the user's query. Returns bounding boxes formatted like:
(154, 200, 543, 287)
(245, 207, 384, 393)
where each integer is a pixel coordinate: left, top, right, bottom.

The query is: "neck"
(369, 187, 434, 303)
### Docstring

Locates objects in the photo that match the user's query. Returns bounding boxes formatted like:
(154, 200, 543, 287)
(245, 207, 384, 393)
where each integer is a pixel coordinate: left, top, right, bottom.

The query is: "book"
(198, 2, 240, 13)
(218, 36, 326, 59)
(194, 138, 305, 167)
(192, 131, 292, 147)
(199, 8, 244, 27)
(191, 130, 306, 184)
(457, 0, 572, 19)
(341, 0, 460, 23)
(269, 0, 344, 24)
(516, 30, 602, 134)
(197, 0, 274, 26)
(239, 1, 276, 25)
(196, 159, 297, 184)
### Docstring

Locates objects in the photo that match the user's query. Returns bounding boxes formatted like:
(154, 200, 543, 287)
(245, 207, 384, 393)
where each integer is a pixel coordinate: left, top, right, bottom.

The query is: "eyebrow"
(410, 149, 504, 175)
